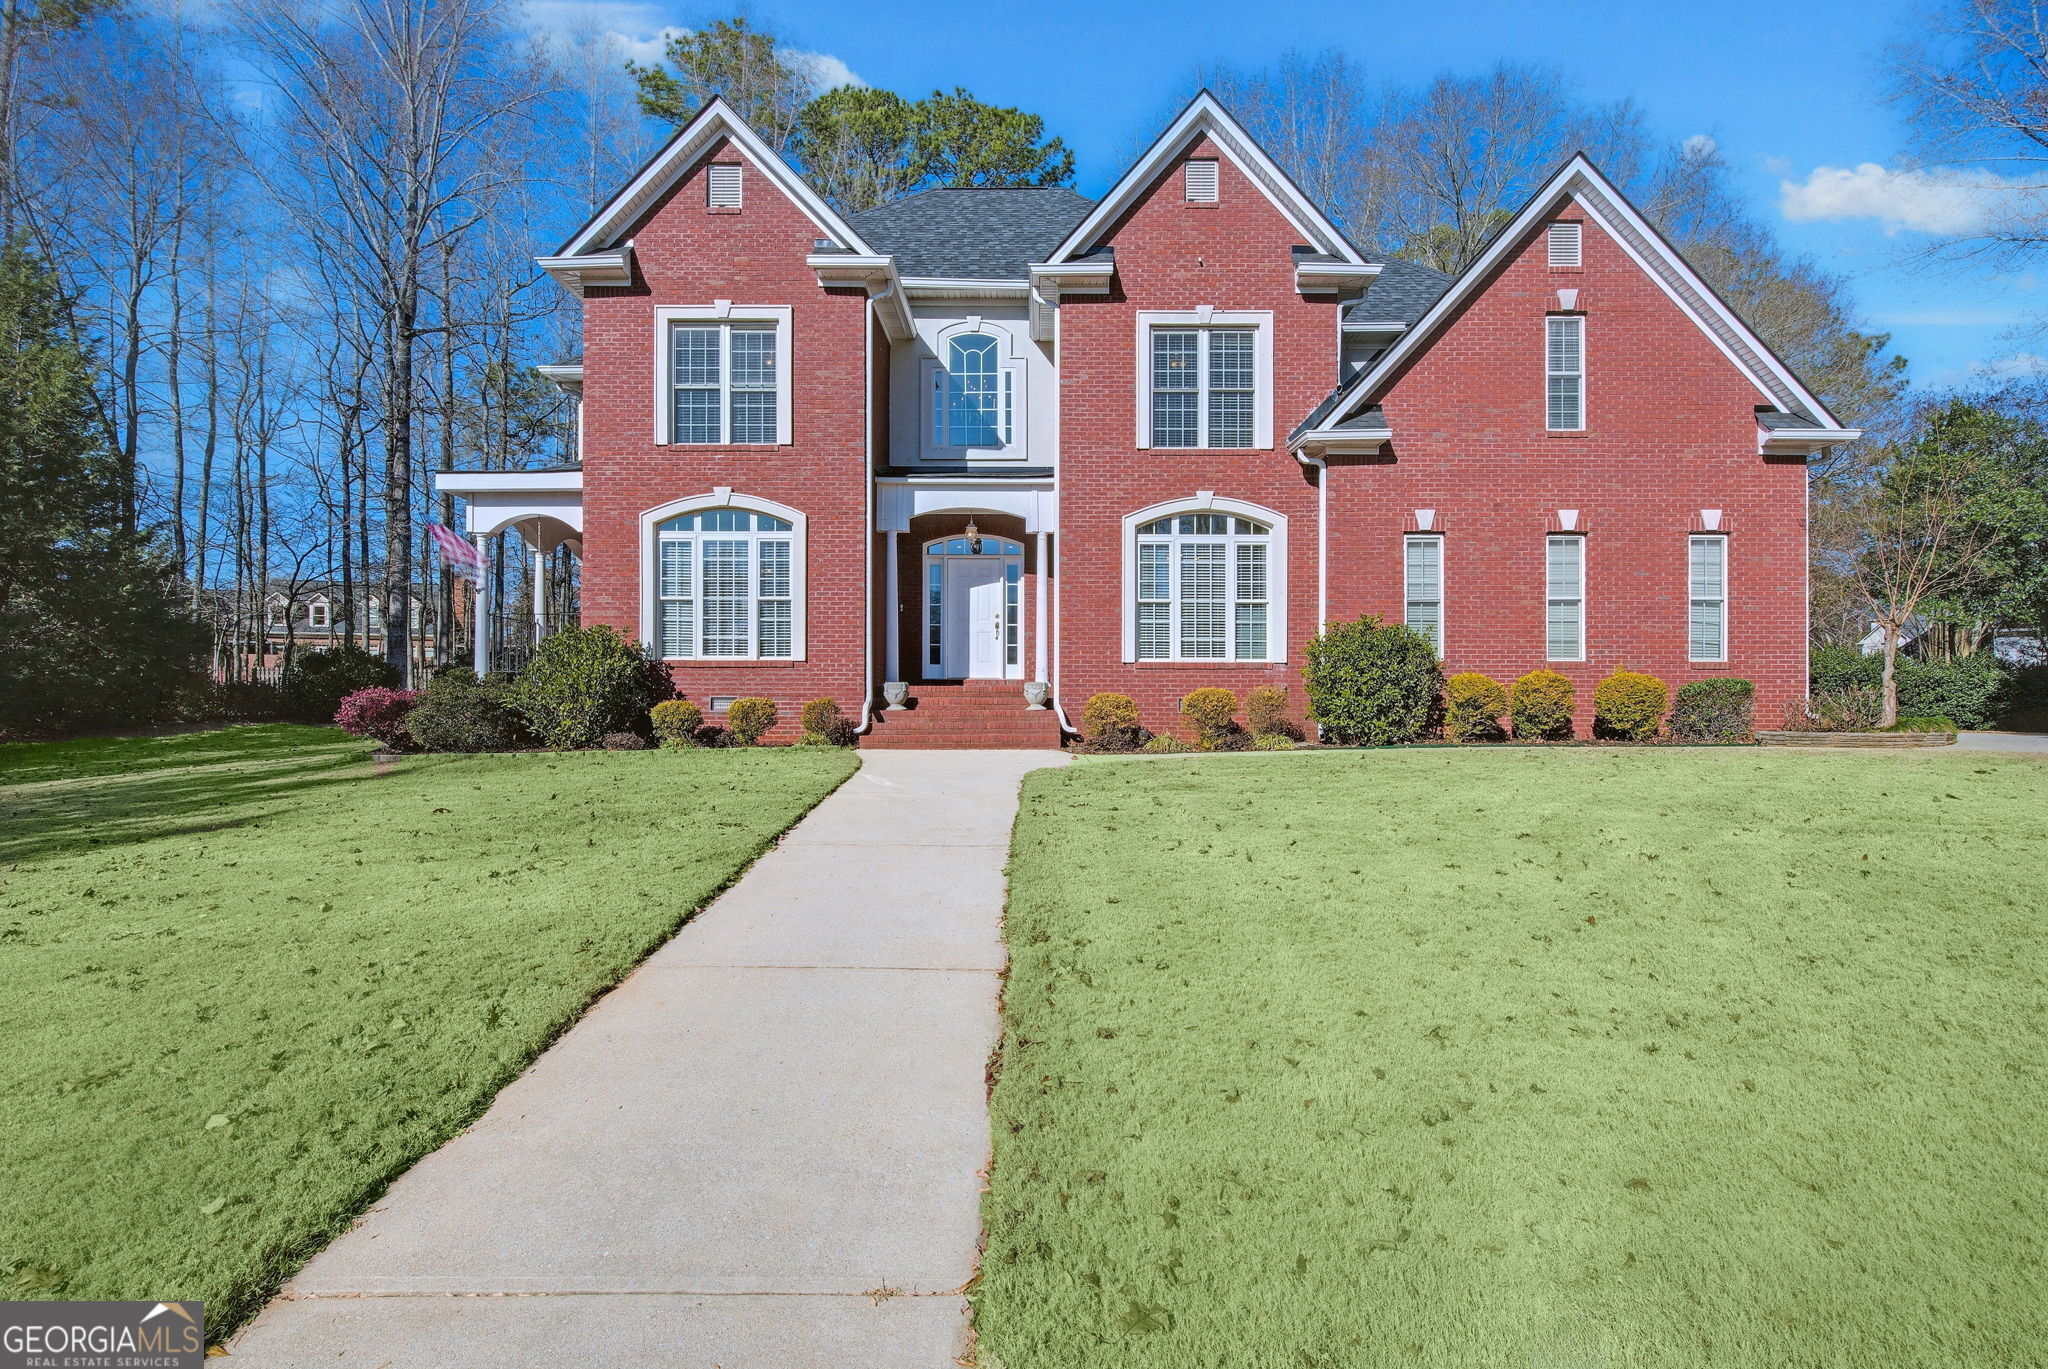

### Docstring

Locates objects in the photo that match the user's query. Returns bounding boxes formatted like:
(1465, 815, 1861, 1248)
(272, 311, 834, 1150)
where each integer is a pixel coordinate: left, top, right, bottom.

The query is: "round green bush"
(1670, 678, 1754, 742)
(1592, 669, 1668, 741)
(407, 669, 524, 752)
(1082, 693, 1141, 745)
(1244, 684, 1299, 740)
(799, 698, 855, 746)
(1510, 669, 1576, 740)
(725, 696, 777, 745)
(1444, 672, 1508, 742)
(650, 698, 703, 747)
(1302, 616, 1443, 745)
(510, 625, 670, 749)
(1181, 687, 1242, 748)
(283, 646, 399, 723)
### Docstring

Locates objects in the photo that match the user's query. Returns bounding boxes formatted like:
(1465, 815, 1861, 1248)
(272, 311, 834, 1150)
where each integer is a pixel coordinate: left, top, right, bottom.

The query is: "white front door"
(939, 556, 1018, 679)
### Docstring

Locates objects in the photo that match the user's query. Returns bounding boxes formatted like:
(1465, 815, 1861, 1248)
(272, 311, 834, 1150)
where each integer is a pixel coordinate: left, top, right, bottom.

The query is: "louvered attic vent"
(707, 164, 743, 210)
(1185, 159, 1219, 203)
(1547, 221, 1582, 267)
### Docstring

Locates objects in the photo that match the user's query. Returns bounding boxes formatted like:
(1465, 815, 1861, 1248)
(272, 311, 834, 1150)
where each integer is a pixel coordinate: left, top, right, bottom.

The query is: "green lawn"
(0, 725, 856, 1331)
(982, 748, 2048, 1369)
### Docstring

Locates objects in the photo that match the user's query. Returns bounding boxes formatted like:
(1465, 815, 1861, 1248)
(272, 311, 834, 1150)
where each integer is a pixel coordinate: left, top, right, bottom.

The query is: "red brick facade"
(552, 102, 1831, 745)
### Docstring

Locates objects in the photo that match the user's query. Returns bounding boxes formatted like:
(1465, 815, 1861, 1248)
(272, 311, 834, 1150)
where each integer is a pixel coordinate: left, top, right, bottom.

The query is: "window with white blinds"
(1404, 535, 1443, 655)
(1546, 315, 1585, 430)
(1545, 534, 1585, 661)
(1185, 158, 1219, 202)
(1135, 513, 1273, 660)
(654, 509, 794, 659)
(1548, 221, 1582, 267)
(1151, 328, 1255, 447)
(707, 163, 742, 209)
(1689, 535, 1728, 662)
(670, 322, 778, 444)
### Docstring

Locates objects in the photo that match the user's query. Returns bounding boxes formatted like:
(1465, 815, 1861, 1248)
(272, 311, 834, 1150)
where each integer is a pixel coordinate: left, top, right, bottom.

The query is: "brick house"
(437, 93, 1858, 746)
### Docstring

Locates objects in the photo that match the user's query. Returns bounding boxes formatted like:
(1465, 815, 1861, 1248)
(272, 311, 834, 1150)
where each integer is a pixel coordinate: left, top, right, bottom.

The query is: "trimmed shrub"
(1510, 670, 1575, 740)
(282, 646, 399, 723)
(334, 686, 418, 747)
(799, 698, 856, 746)
(1181, 687, 1242, 750)
(600, 731, 649, 750)
(1245, 684, 1300, 740)
(407, 669, 524, 752)
(1444, 672, 1508, 742)
(1810, 645, 2021, 730)
(1301, 615, 1444, 746)
(1669, 678, 1755, 742)
(650, 698, 703, 748)
(1888, 715, 1958, 733)
(510, 624, 671, 749)
(725, 696, 777, 745)
(1082, 692, 1145, 752)
(1140, 732, 1193, 753)
(1809, 643, 1875, 695)
(1250, 732, 1296, 751)
(1593, 669, 1668, 741)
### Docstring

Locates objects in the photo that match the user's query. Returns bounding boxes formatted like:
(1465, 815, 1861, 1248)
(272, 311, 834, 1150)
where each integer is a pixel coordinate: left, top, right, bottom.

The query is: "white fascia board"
(554, 96, 874, 261)
(902, 277, 1033, 299)
(1043, 91, 1364, 267)
(436, 470, 585, 494)
(536, 248, 633, 296)
(1761, 427, 1863, 454)
(1296, 261, 1381, 293)
(536, 363, 584, 394)
(1317, 155, 1847, 432)
(1295, 426, 1392, 456)
(807, 253, 913, 339)
(1028, 260, 1115, 294)
(1341, 320, 1410, 333)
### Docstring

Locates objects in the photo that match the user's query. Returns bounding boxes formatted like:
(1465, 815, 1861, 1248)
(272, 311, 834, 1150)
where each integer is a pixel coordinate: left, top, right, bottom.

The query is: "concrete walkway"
(229, 749, 1067, 1368)
(1953, 730, 2048, 756)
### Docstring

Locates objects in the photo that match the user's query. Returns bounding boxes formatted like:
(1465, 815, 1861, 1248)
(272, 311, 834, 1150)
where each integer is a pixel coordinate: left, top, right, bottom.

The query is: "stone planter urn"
(883, 680, 910, 710)
(1023, 681, 1051, 711)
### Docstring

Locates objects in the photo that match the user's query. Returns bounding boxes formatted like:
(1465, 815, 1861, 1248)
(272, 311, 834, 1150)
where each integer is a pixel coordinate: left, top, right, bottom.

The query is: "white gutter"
(1049, 302, 1075, 738)
(855, 298, 879, 735)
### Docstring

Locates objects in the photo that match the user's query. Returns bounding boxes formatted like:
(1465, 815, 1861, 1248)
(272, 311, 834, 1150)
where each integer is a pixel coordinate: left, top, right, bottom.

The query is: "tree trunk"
(383, 286, 416, 685)
(1879, 623, 1900, 729)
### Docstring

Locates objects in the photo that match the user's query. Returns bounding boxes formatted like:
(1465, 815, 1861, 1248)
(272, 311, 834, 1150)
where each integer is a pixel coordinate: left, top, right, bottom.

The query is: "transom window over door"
(654, 509, 794, 658)
(1151, 328, 1255, 447)
(671, 323, 777, 444)
(1135, 513, 1272, 660)
(933, 334, 1014, 447)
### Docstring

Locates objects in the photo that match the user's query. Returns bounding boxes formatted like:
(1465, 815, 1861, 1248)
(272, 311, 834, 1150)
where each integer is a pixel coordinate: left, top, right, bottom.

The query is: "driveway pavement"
(228, 749, 1067, 1368)
(1952, 731, 2048, 755)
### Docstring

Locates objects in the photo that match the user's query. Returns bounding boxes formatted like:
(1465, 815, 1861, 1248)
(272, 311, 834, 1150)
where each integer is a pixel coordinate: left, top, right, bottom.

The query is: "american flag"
(427, 522, 485, 580)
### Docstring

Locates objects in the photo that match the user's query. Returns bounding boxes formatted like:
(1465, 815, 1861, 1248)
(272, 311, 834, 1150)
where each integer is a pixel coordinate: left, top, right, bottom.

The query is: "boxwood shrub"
(1302, 615, 1443, 745)
(1444, 672, 1508, 742)
(725, 696, 777, 745)
(1082, 693, 1145, 752)
(1669, 678, 1754, 741)
(650, 698, 703, 748)
(407, 669, 525, 752)
(1592, 669, 1668, 741)
(1510, 669, 1575, 740)
(510, 624, 671, 749)
(1181, 687, 1244, 749)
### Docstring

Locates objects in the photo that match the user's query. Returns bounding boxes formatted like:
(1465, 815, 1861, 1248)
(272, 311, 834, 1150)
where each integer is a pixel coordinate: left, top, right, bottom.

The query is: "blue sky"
(536, 0, 2038, 389)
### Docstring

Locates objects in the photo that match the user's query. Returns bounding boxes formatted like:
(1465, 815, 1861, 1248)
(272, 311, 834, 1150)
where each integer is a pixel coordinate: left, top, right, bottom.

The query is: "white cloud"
(1778, 161, 2048, 235)
(1975, 351, 2048, 377)
(1682, 133, 1717, 160)
(514, 1, 862, 88)
(787, 48, 864, 92)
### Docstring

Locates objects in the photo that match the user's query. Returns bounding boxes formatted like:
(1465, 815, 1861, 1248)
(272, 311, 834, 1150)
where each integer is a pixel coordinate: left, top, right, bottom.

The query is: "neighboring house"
(437, 92, 1859, 746)
(224, 585, 442, 672)
(1857, 618, 2046, 667)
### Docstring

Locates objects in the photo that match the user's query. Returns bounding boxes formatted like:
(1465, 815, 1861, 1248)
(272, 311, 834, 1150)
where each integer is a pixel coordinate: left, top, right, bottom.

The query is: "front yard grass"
(0, 725, 856, 1332)
(983, 748, 2047, 1368)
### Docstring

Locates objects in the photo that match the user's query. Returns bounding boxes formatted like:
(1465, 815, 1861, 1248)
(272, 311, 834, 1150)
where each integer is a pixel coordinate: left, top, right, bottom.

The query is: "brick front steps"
(1755, 730, 1957, 748)
(862, 680, 1068, 750)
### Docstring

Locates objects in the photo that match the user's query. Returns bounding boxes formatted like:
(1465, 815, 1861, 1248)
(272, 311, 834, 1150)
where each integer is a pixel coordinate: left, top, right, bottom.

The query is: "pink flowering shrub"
(335, 686, 419, 747)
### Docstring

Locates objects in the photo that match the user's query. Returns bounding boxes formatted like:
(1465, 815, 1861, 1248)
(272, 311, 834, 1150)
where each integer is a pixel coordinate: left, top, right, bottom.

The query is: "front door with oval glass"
(924, 535, 1023, 680)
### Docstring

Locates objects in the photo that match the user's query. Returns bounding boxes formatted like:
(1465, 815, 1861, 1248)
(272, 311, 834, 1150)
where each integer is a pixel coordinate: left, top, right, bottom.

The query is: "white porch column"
(884, 530, 901, 684)
(1034, 529, 1049, 685)
(472, 534, 490, 676)
(532, 533, 548, 642)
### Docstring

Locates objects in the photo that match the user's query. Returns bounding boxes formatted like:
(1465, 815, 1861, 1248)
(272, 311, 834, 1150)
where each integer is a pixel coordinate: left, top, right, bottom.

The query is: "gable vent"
(1185, 158, 1219, 203)
(1547, 221, 1582, 268)
(707, 163, 743, 210)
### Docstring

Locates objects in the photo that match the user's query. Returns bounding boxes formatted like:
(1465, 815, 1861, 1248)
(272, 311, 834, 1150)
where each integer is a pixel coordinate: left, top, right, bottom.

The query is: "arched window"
(650, 507, 798, 659)
(1131, 509, 1279, 661)
(932, 333, 1014, 448)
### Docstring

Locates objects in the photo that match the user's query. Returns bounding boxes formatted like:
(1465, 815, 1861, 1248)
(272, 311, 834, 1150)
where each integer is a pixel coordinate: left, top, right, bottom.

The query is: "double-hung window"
(670, 322, 777, 444)
(1546, 534, 1586, 661)
(1546, 315, 1585, 430)
(1689, 535, 1728, 662)
(654, 510, 794, 659)
(1135, 513, 1272, 660)
(931, 333, 1014, 448)
(1151, 328, 1256, 448)
(1404, 535, 1444, 655)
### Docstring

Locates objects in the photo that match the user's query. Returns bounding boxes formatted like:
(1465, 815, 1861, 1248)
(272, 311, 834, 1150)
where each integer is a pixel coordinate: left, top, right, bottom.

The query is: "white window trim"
(1404, 533, 1444, 657)
(1134, 309, 1274, 450)
(653, 304, 794, 446)
(921, 321, 1027, 459)
(1546, 533, 1587, 663)
(1120, 495, 1288, 663)
(309, 598, 330, 629)
(1689, 533, 1729, 663)
(637, 489, 807, 660)
(1546, 314, 1586, 432)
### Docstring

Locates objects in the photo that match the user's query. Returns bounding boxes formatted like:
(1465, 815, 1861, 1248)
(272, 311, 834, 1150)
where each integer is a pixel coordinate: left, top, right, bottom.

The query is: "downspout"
(1048, 300, 1075, 736)
(854, 294, 879, 734)
(1294, 447, 1329, 634)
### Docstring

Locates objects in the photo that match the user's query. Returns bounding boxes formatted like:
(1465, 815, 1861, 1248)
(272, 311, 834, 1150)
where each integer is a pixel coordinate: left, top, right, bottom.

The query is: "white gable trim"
(1306, 156, 1853, 441)
(1041, 91, 1363, 267)
(554, 96, 875, 263)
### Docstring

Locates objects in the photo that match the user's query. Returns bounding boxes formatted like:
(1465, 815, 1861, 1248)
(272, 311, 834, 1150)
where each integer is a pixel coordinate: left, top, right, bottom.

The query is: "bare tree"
(1201, 51, 1377, 235)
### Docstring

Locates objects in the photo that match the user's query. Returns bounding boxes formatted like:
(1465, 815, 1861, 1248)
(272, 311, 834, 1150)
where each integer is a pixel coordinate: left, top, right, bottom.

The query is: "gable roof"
(846, 187, 1095, 280)
(1041, 90, 1365, 267)
(1305, 154, 1856, 442)
(552, 96, 875, 261)
(1343, 258, 1455, 328)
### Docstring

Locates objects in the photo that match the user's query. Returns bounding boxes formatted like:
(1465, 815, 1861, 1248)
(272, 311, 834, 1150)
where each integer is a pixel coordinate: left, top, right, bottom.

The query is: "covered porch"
(434, 467, 585, 676)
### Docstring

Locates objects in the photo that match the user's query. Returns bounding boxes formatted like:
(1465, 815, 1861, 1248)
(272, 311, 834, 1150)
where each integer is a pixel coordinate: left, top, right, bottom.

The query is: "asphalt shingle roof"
(1343, 257, 1456, 327)
(847, 187, 1096, 280)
